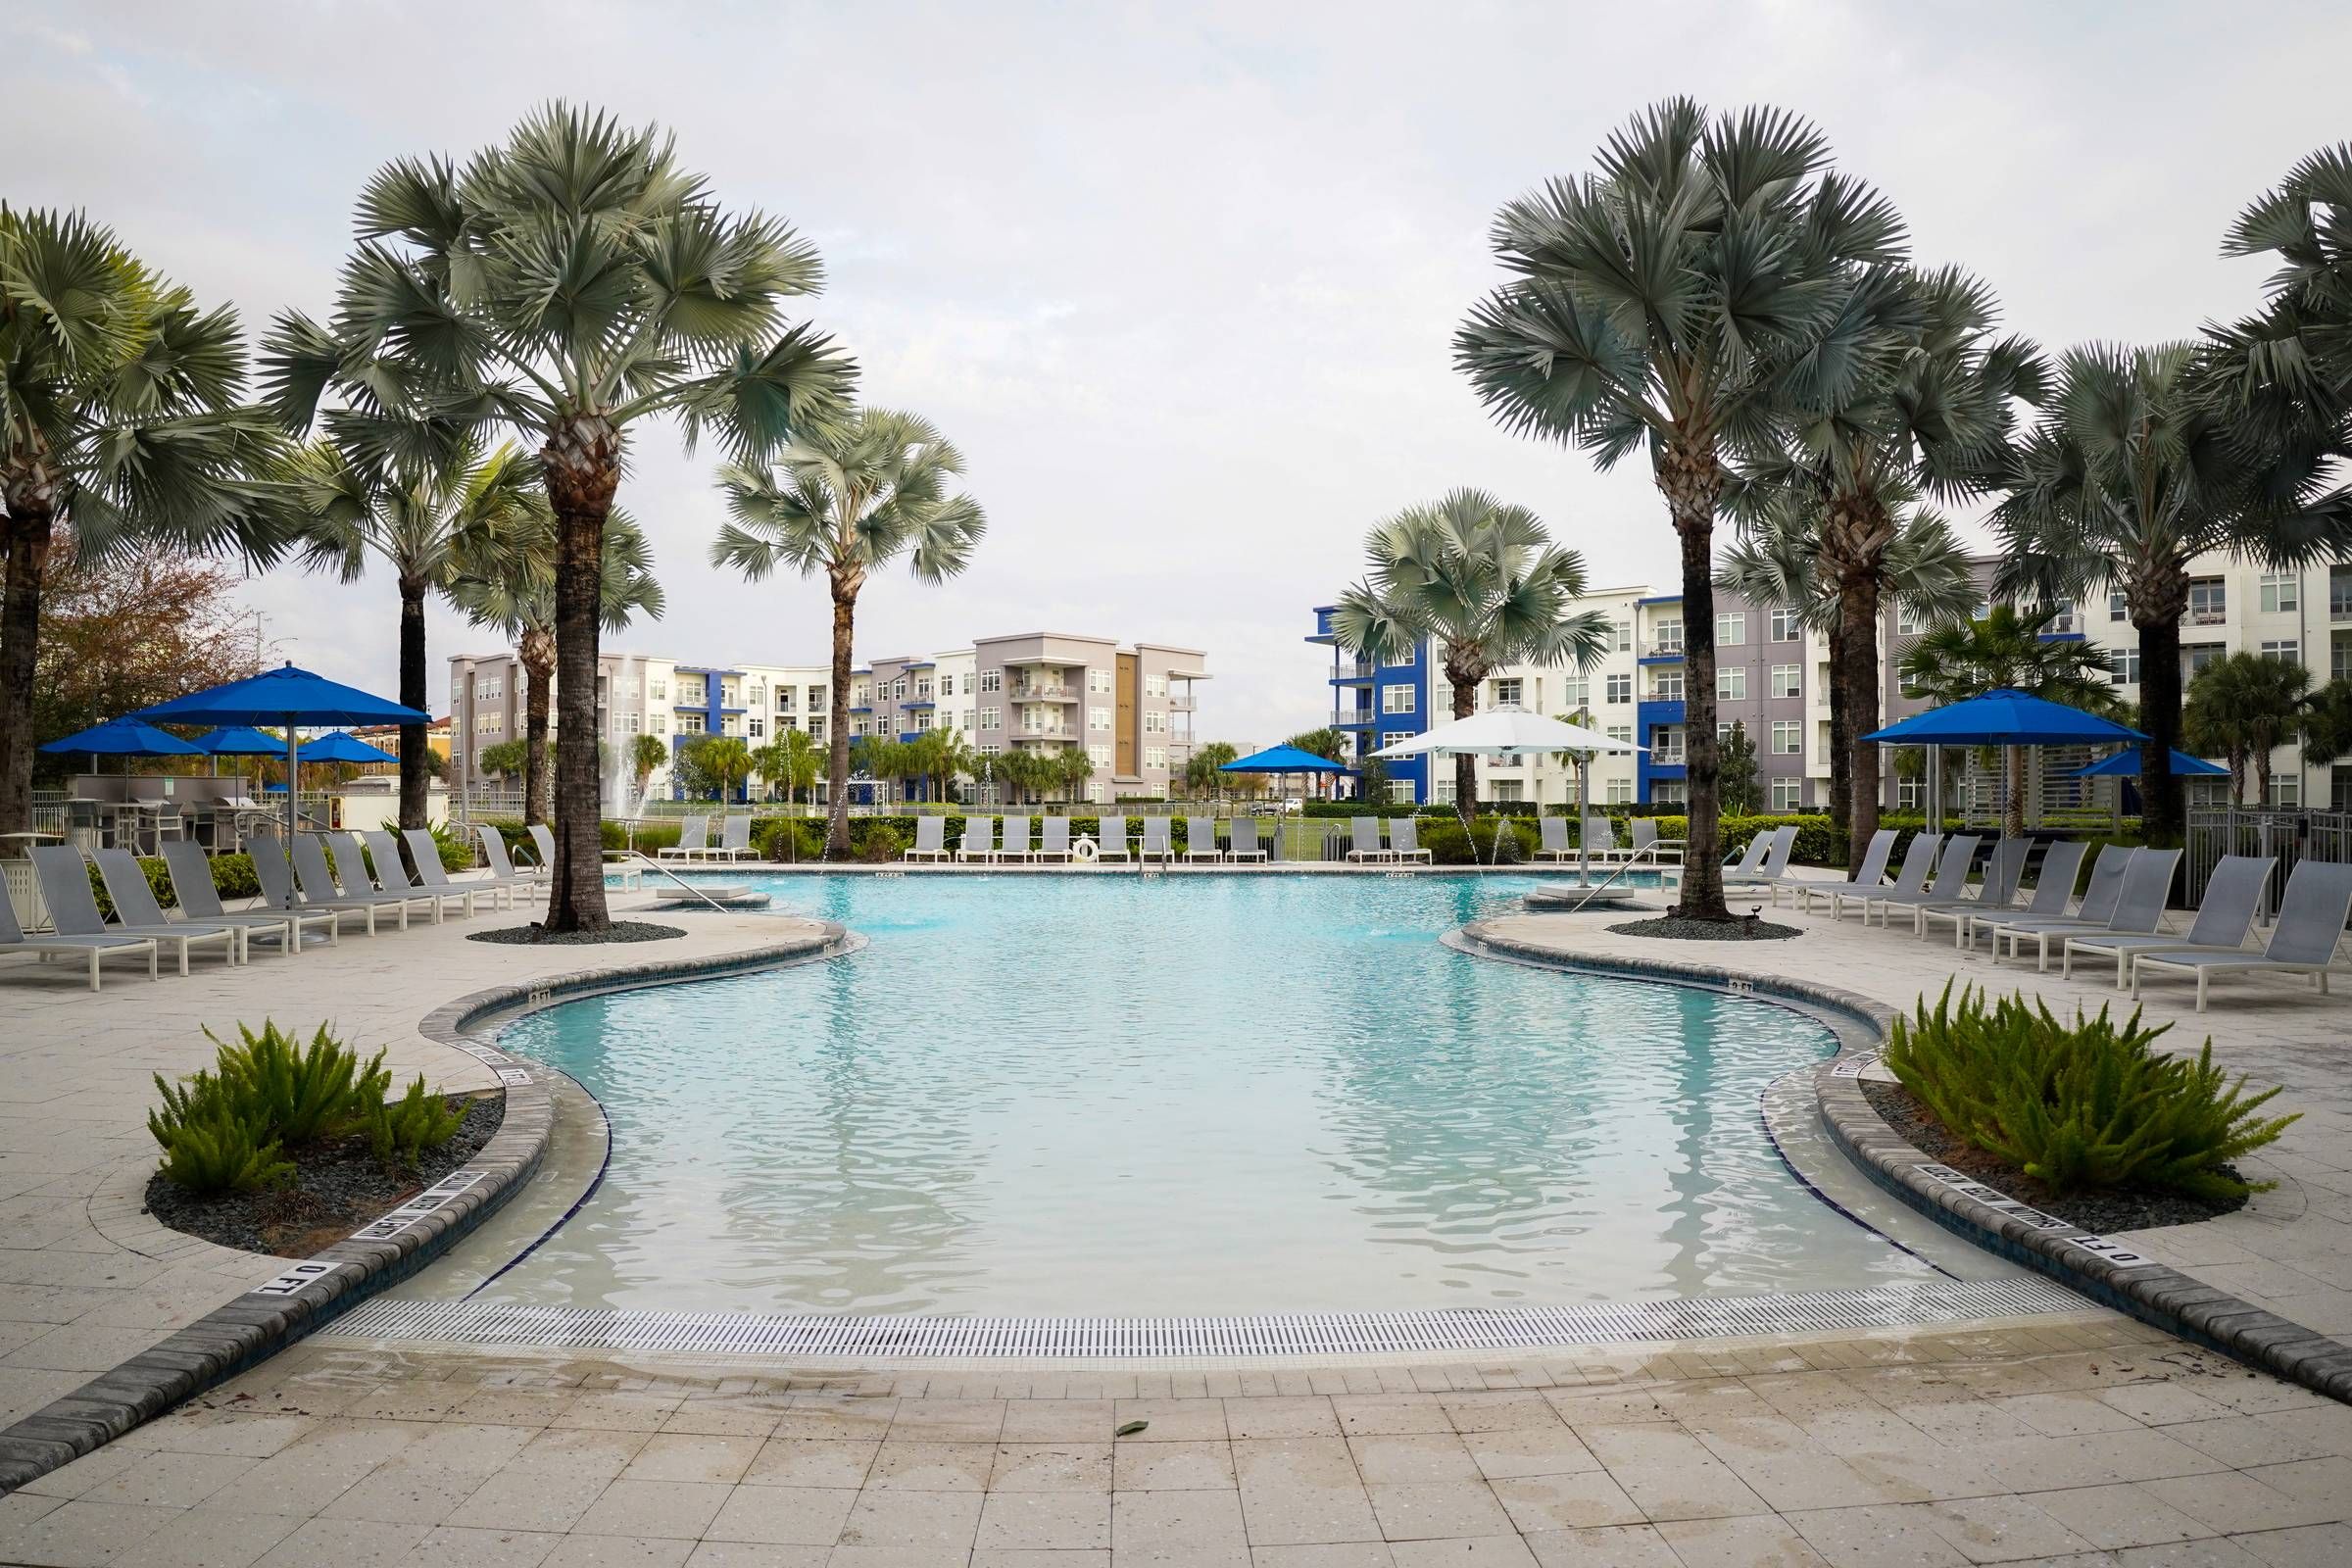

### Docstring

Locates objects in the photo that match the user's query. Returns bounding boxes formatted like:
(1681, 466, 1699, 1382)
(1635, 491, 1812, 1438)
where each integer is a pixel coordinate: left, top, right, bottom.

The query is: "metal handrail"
(1553, 840, 1681, 911)
(606, 848, 748, 917)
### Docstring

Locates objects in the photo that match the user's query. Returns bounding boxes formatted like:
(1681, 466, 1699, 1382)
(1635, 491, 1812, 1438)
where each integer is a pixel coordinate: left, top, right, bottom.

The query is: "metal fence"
(2186, 806, 2352, 920)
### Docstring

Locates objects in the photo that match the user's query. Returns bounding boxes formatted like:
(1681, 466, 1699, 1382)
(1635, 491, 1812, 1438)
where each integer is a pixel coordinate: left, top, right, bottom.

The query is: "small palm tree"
(1898, 605, 2116, 836)
(266, 103, 853, 930)
(927, 728, 975, 805)
(1331, 489, 1609, 811)
(754, 726, 822, 810)
(698, 736, 753, 804)
(285, 437, 540, 828)
(628, 732, 667, 803)
(1185, 741, 1239, 800)
(1455, 99, 1903, 916)
(1056, 745, 1094, 804)
(1, 207, 287, 836)
(2184, 653, 2314, 806)
(711, 408, 986, 858)
(448, 512, 663, 824)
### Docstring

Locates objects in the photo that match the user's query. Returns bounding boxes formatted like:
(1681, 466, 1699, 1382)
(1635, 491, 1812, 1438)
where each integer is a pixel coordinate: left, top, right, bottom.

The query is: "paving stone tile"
(700, 1484, 857, 1546)
(975, 1490, 1111, 1550)
(1521, 1523, 1680, 1567)
(1118, 1398, 1233, 1443)
(1783, 1503, 1972, 1568)
(990, 1441, 1111, 1492)
(740, 1438, 878, 1489)
(1250, 1545, 1398, 1567)
(2134, 1468, 2340, 1535)
(2024, 1484, 2211, 1550)
(1653, 1514, 1833, 1567)
(1348, 1436, 1482, 1485)
(1486, 1473, 1644, 1534)
(1917, 1495, 2096, 1563)
(1115, 1488, 1250, 1555)
(567, 1478, 730, 1540)
(442, 1469, 613, 1534)
(2233, 1523, 2352, 1568)
(106, 1508, 305, 1568)
(864, 1439, 995, 1490)
(394, 1525, 564, 1568)
(252, 1515, 434, 1568)
(834, 1485, 982, 1550)
(532, 1535, 693, 1568)
(1242, 1482, 1384, 1547)
(1363, 1481, 1513, 1542)
(1386, 1539, 1539, 1565)
(884, 1397, 1004, 1443)
(1001, 1399, 1116, 1442)
(1116, 1440, 1238, 1492)
(1332, 1397, 1452, 1438)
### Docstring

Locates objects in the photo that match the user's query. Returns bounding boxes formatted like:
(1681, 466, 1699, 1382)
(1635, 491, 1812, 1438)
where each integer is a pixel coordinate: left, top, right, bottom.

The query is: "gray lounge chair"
(1725, 825, 1799, 892)
(999, 816, 1035, 863)
(32, 845, 238, 974)
(474, 826, 546, 901)
(1185, 816, 1222, 863)
(162, 840, 335, 956)
(328, 831, 446, 924)
(2133, 859, 2352, 1010)
(706, 815, 754, 862)
(1096, 814, 1132, 862)
(1827, 833, 1938, 920)
(1228, 818, 1268, 863)
(1631, 816, 1679, 864)
(1716, 830, 1773, 883)
(90, 848, 252, 965)
(291, 834, 418, 932)
(1859, 834, 1982, 929)
(956, 817, 996, 862)
(1790, 829, 1898, 914)
(408, 828, 519, 909)
(2066, 853, 2274, 989)
(1346, 816, 1391, 863)
(906, 816, 950, 861)
(1139, 817, 1175, 864)
(1390, 816, 1434, 863)
(0, 873, 156, 990)
(251, 834, 373, 937)
(526, 823, 556, 873)
(362, 830, 475, 923)
(1998, 848, 2180, 972)
(1979, 843, 2134, 966)
(1039, 817, 1073, 862)
(1958, 838, 2086, 952)
(659, 815, 709, 861)
(1537, 816, 1575, 861)
(1910, 837, 2032, 943)
(1584, 816, 1626, 864)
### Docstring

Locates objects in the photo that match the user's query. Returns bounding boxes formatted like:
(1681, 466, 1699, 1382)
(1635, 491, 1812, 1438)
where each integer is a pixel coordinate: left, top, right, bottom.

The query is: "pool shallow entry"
(488, 874, 1932, 1316)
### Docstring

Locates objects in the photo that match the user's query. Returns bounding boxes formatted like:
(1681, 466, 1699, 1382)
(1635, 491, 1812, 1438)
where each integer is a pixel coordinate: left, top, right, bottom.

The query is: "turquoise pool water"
(489, 874, 1927, 1316)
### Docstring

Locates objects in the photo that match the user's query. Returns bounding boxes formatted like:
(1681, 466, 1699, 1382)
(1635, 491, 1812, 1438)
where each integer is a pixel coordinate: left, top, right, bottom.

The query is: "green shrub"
(1884, 982, 2296, 1200)
(153, 1110, 294, 1195)
(366, 1077, 470, 1169)
(426, 822, 475, 872)
(1414, 819, 1540, 864)
(208, 1020, 391, 1147)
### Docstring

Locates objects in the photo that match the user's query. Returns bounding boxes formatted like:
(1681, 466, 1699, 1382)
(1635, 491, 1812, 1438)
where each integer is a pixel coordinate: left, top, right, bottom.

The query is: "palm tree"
(754, 726, 822, 809)
(448, 511, 663, 825)
(1716, 497, 1979, 868)
(1734, 266, 2043, 869)
(1455, 99, 1903, 917)
(1989, 344, 2337, 847)
(264, 103, 853, 932)
(711, 408, 986, 858)
(927, 728, 975, 805)
(1055, 745, 1094, 803)
(628, 732, 667, 803)
(2184, 653, 2313, 806)
(2301, 680, 2352, 783)
(1331, 489, 1610, 812)
(284, 437, 539, 828)
(1, 208, 287, 837)
(1897, 605, 2116, 837)
(1185, 741, 1240, 799)
(698, 736, 753, 804)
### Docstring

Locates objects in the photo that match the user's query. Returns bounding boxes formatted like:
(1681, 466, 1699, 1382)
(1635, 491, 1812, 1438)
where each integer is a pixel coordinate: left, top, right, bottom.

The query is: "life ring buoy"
(1073, 836, 1100, 863)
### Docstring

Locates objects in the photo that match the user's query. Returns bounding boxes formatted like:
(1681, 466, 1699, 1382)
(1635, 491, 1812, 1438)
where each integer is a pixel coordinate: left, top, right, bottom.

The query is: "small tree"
(1184, 741, 1239, 800)
(1899, 606, 2116, 836)
(628, 733, 667, 801)
(2184, 653, 2312, 806)
(475, 740, 527, 784)
(1719, 721, 1762, 815)
(698, 736, 753, 803)
(753, 726, 821, 809)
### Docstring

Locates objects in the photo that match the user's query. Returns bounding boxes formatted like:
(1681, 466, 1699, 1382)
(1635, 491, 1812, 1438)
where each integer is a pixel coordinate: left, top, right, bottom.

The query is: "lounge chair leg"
(86, 952, 98, 992)
(2197, 973, 2208, 1012)
(2115, 954, 2128, 991)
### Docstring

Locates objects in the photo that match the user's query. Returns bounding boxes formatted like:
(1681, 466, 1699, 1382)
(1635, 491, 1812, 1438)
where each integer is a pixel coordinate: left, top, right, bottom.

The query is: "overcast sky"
(10, 2, 2347, 746)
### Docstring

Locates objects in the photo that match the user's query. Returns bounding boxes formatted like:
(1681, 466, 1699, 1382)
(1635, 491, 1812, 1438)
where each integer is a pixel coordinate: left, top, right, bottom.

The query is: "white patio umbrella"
(1373, 706, 1644, 874)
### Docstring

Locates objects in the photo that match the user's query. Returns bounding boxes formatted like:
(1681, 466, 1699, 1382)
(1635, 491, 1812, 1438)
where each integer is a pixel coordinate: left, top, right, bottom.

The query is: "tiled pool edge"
(0, 923, 853, 1495)
(1455, 920, 2352, 1405)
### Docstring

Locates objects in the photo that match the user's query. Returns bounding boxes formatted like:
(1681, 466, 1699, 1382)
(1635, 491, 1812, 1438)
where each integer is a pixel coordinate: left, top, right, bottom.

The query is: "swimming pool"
(487, 873, 1929, 1317)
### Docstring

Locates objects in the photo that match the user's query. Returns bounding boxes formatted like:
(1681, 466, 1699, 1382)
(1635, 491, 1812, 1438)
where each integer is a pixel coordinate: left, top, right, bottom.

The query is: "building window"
(980, 670, 1002, 693)
(1717, 667, 1745, 702)
(1771, 777, 1802, 811)
(1493, 677, 1523, 707)
(1144, 673, 1166, 698)
(1613, 619, 1633, 652)
(2109, 589, 2128, 622)
(2109, 647, 2141, 685)
(1390, 779, 1419, 804)
(1493, 780, 1525, 803)
(1146, 747, 1166, 770)
(680, 712, 706, 734)
(1717, 612, 1745, 646)
(1143, 710, 1165, 733)
(1649, 724, 1684, 762)
(653, 714, 668, 736)
(1652, 781, 1687, 806)
(1379, 731, 1414, 752)
(1653, 618, 1684, 653)
(1770, 664, 1800, 699)
(2260, 639, 2300, 663)
(649, 678, 667, 701)
(2184, 644, 2224, 676)
(1770, 607, 1800, 642)
(2275, 776, 2302, 808)
(2188, 577, 2228, 625)
(1382, 684, 1416, 714)
(808, 685, 825, 710)
(1896, 604, 1928, 635)
(624, 712, 641, 734)
(1771, 720, 1800, 755)
(808, 717, 825, 742)
(1089, 706, 1109, 731)
(1605, 673, 1633, 704)
(1605, 724, 1633, 746)
(1089, 745, 1110, 766)
(980, 707, 1001, 730)
(1560, 675, 1590, 708)
(748, 716, 765, 738)
(1650, 670, 1685, 702)
(2261, 571, 2299, 613)
(1604, 779, 1633, 804)
(1088, 668, 1110, 693)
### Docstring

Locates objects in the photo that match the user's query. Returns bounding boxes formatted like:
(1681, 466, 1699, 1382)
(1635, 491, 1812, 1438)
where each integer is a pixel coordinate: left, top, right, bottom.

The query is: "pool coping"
(1456, 920, 2352, 1405)
(0, 922, 851, 1495)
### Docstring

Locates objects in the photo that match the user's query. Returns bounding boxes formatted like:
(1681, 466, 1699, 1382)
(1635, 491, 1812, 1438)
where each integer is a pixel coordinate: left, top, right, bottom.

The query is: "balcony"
(2331, 595, 2352, 622)
(2188, 607, 2228, 627)
(1009, 685, 1076, 702)
(1013, 722, 1074, 740)
(1650, 750, 1687, 767)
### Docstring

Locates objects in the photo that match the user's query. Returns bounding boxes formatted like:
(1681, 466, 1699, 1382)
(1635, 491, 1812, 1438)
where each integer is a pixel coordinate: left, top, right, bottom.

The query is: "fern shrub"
(366, 1078, 470, 1168)
(206, 1021, 391, 1147)
(1884, 982, 2297, 1200)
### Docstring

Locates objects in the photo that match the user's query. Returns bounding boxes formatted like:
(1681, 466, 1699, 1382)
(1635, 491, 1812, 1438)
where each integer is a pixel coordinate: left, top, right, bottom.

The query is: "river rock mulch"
(1608, 914, 1803, 941)
(143, 1095, 505, 1257)
(465, 920, 687, 946)
(1862, 1076, 2247, 1232)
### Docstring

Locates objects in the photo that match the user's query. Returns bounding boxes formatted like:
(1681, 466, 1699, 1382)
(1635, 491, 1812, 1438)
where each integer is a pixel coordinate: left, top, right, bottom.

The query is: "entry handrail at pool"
(607, 849, 742, 916)
(1552, 839, 1681, 910)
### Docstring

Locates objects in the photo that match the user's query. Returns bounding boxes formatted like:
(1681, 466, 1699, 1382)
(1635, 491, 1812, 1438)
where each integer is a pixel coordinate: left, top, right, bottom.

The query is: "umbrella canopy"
(2066, 748, 2229, 779)
(1371, 706, 1645, 759)
(38, 716, 204, 759)
(1220, 744, 1348, 774)
(195, 726, 287, 757)
(298, 731, 399, 765)
(1862, 689, 2148, 747)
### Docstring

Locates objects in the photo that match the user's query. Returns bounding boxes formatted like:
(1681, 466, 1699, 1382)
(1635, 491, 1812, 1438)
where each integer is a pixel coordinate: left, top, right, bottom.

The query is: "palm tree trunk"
(2136, 613, 2186, 845)
(2254, 745, 2273, 807)
(1827, 615, 1851, 845)
(1836, 573, 1885, 875)
(2005, 746, 2027, 838)
(520, 631, 554, 827)
(824, 571, 858, 859)
(397, 579, 429, 831)
(539, 418, 618, 935)
(1448, 672, 1478, 812)
(1662, 443, 1729, 919)
(0, 502, 55, 840)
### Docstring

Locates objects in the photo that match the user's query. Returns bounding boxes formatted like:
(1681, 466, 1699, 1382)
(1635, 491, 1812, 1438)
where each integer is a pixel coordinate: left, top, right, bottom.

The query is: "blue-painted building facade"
(1307, 607, 1429, 803)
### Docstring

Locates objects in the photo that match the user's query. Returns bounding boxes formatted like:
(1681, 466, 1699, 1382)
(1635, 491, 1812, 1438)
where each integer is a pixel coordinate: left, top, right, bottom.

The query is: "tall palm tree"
(1736, 267, 2043, 869)
(2184, 653, 2313, 806)
(754, 725, 822, 809)
(264, 103, 854, 931)
(284, 437, 539, 828)
(1455, 99, 1903, 917)
(1989, 343, 2337, 847)
(1897, 605, 2116, 837)
(927, 728, 975, 805)
(710, 407, 986, 858)
(1331, 489, 1610, 811)
(1185, 741, 1240, 799)
(698, 735, 753, 804)
(628, 732, 667, 804)
(1716, 497, 1979, 868)
(447, 511, 663, 825)
(1, 207, 287, 837)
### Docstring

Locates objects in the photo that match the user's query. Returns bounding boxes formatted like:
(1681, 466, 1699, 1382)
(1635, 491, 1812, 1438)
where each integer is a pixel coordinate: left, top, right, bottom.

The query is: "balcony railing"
(1009, 685, 1075, 701)
(2330, 596, 2352, 622)
(1013, 723, 1073, 739)
(2188, 607, 2228, 626)
(1646, 641, 1685, 659)
(1650, 750, 1687, 766)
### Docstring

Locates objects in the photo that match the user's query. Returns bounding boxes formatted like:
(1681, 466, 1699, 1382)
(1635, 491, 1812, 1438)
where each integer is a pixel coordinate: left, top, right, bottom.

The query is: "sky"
(9, 2, 2349, 748)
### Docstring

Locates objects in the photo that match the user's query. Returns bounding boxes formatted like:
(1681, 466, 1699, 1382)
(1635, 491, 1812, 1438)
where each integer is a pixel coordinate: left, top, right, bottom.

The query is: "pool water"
(488, 874, 1927, 1316)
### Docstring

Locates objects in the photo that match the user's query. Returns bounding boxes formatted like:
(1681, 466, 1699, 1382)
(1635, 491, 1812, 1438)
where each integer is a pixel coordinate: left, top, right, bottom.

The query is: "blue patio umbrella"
(132, 663, 429, 844)
(1221, 743, 1347, 808)
(299, 731, 399, 765)
(1861, 688, 2148, 747)
(38, 716, 205, 762)
(2065, 749, 2228, 779)
(195, 725, 286, 757)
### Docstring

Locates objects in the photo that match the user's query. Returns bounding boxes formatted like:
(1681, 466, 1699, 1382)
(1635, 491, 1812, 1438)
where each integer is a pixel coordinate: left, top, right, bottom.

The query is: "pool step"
(650, 885, 771, 909)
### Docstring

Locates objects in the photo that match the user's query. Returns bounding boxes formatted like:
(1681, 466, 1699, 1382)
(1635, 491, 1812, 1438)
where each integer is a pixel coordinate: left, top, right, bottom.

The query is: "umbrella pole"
(284, 725, 300, 851)
(1577, 757, 1590, 885)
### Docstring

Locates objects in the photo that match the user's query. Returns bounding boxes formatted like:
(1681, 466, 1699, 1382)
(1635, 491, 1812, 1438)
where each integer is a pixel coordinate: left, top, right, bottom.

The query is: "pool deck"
(2, 873, 2350, 1561)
